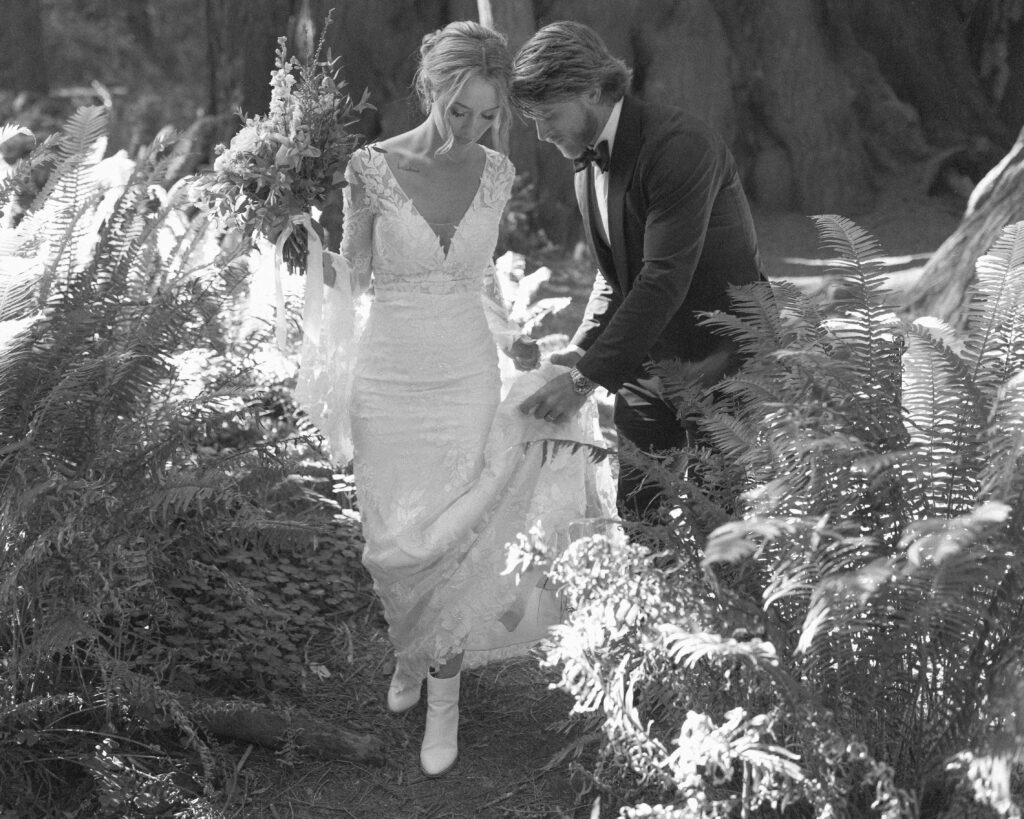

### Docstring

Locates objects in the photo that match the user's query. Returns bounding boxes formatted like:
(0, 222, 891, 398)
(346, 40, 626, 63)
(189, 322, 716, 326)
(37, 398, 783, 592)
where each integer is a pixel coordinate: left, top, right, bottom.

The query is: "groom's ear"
(585, 86, 603, 105)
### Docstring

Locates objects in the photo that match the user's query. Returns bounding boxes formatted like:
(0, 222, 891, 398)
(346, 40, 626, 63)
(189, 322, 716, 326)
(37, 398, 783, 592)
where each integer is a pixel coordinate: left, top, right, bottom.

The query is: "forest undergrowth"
(2, 107, 1024, 819)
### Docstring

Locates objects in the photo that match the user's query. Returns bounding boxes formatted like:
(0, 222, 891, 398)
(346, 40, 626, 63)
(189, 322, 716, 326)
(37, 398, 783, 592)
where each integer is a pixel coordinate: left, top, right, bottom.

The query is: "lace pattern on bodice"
(342, 145, 515, 297)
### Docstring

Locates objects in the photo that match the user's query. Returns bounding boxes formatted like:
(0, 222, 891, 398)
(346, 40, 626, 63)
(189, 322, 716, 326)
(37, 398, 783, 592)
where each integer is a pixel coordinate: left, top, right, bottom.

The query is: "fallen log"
(183, 695, 385, 764)
(902, 123, 1024, 325)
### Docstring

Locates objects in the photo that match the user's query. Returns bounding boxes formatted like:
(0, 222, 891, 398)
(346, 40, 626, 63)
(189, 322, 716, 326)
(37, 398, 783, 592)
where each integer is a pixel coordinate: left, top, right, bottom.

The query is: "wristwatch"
(569, 365, 598, 395)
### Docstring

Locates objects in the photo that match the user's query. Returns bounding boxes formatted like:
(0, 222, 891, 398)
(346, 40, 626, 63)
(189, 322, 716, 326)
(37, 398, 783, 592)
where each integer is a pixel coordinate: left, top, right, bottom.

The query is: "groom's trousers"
(612, 370, 695, 523)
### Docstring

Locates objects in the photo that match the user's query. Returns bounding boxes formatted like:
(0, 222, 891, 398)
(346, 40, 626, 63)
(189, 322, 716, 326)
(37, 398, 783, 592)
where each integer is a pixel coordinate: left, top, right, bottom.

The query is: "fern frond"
(902, 321, 983, 516)
(529, 437, 615, 466)
(703, 517, 804, 566)
(0, 124, 33, 148)
(0, 107, 109, 286)
(53, 107, 108, 165)
(658, 625, 798, 693)
(0, 255, 42, 322)
(794, 502, 1015, 747)
(0, 693, 85, 730)
(810, 214, 886, 286)
(699, 412, 762, 470)
(807, 215, 906, 431)
(977, 371, 1024, 509)
(962, 221, 1024, 398)
(700, 280, 799, 354)
(617, 436, 733, 534)
(0, 125, 34, 212)
(654, 358, 717, 421)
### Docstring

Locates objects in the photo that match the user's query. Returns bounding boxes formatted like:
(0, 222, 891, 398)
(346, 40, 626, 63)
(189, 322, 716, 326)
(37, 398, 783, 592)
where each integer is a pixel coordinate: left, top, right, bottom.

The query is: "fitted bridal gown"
(303, 144, 614, 685)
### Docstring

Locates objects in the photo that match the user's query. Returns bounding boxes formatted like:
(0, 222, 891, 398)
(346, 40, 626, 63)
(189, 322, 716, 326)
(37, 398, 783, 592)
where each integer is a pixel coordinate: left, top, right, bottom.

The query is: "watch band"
(569, 365, 598, 395)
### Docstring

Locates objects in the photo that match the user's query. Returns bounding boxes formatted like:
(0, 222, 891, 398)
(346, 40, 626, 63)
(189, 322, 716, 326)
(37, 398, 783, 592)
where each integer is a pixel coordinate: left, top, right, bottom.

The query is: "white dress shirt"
(591, 98, 623, 246)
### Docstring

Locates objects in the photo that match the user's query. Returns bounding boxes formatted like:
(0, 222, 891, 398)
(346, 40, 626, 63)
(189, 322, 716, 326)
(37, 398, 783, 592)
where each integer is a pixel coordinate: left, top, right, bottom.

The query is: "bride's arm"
(481, 154, 538, 371)
(339, 156, 373, 297)
(482, 259, 539, 371)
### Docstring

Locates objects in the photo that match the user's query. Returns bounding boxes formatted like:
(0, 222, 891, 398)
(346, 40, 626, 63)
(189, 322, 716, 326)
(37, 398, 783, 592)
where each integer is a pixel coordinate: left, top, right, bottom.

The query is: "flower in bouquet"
(193, 12, 371, 273)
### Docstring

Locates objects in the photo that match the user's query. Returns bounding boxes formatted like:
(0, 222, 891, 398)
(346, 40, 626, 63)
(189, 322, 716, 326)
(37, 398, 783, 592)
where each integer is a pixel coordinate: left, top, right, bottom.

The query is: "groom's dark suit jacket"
(572, 95, 765, 393)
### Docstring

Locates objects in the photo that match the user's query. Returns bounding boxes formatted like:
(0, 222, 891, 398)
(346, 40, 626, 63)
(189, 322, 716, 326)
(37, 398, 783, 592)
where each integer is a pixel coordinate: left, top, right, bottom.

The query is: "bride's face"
(434, 75, 501, 147)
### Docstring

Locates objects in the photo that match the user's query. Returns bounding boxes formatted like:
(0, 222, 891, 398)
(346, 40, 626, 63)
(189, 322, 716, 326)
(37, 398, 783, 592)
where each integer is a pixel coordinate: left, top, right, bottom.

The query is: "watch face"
(571, 369, 595, 393)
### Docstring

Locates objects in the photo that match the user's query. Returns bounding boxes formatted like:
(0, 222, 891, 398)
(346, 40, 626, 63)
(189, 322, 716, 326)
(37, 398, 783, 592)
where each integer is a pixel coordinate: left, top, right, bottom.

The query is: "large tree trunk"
(315, 0, 1019, 243)
(477, 0, 534, 46)
(238, 0, 296, 117)
(0, 0, 49, 96)
(902, 123, 1024, 324)
(710, 0, 880, 213)
(844, 0, 1013, 147)
(995, 11, 1024, 129)
(478, 0, 569, 253)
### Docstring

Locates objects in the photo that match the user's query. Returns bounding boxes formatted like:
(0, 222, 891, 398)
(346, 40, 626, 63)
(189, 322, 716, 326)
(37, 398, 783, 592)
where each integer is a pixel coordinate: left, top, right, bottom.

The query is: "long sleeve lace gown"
(315, 144, 613, 687)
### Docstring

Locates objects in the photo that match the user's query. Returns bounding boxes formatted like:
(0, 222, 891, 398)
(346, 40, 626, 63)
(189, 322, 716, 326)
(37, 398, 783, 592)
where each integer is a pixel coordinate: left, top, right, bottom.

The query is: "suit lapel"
(608, 96, 643, 292)
(574, 169, 598, 259)
(576, 165, 616, 284)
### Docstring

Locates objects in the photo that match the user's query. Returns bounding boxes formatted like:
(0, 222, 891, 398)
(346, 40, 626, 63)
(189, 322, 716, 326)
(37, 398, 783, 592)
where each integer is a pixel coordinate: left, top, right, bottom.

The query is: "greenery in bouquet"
(193, 12, 370, 273)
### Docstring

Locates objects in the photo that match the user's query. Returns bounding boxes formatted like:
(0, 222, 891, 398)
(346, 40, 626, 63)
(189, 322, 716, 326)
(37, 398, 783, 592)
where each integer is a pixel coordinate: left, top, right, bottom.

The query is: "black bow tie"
(573, 140, 610, 173)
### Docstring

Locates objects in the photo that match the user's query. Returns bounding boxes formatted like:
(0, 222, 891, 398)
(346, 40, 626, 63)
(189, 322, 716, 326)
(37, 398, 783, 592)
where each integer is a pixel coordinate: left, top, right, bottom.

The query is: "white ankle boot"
(420, 673, 460, 776)
(387, 670, 422, 714)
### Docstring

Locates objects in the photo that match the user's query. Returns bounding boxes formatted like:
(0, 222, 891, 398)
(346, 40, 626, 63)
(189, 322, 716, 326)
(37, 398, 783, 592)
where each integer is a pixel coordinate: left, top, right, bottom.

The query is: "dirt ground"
(227, 620, 595, 819)
(753, 167, 963, 298)
(224, 172, 967, 819)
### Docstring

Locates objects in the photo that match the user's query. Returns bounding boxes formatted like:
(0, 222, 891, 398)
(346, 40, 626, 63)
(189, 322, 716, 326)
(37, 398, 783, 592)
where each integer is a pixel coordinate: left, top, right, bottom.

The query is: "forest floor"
(222, 171, 966, 819)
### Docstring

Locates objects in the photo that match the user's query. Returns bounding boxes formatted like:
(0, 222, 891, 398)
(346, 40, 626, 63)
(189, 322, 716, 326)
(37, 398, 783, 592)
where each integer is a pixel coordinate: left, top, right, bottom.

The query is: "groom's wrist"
(569, 365, 598, 395)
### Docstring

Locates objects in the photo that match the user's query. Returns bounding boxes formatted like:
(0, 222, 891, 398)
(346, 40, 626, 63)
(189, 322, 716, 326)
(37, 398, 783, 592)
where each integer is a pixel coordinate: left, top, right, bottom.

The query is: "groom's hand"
(518, 373, 587, 425)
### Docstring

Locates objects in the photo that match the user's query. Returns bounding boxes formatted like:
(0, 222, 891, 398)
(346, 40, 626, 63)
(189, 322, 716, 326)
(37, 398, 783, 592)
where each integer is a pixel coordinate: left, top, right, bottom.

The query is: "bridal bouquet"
(193, 12, 370, 273)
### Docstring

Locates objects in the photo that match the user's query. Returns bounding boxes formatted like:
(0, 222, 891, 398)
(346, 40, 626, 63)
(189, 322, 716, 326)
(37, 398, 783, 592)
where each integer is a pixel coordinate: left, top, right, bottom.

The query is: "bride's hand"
(321, 251, 337, 286)
(548, 347, 583, 367)
(510, 336, 540, 371)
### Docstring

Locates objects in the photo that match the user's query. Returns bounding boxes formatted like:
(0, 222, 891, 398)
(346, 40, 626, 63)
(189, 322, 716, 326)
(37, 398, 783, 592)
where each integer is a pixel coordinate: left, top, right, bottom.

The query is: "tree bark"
(315, 0, 1020, 239)
(997, 12, 1024, 129)
(633, 0, 739, 147)
(477, 0, 553, 249)
(0, 0, 49, 95)
(238, 0, 295, 117)
(902, 123, 1024, 324)
(714, 0, 877, 213)
(477, 0, 534, 48)
(844, 0, 1012, 147)
(205, 0, 220, 116)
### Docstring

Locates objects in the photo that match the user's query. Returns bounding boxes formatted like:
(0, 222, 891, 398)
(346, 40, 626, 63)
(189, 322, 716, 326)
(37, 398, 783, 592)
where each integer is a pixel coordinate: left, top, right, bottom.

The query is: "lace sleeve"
(482, 255, 522, 354)
(341, 153, 373, 297)
(481, 153, 523, 354)
(292, 153, 373, 467)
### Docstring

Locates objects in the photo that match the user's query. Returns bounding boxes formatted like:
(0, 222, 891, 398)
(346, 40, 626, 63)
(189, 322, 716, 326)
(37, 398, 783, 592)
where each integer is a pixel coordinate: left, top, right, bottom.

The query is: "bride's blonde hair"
(414, 21, 512, 155)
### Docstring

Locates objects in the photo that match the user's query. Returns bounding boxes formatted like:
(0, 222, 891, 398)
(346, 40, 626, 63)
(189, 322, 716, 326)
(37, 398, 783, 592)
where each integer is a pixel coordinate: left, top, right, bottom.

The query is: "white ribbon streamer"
(293, 243, 359, 467)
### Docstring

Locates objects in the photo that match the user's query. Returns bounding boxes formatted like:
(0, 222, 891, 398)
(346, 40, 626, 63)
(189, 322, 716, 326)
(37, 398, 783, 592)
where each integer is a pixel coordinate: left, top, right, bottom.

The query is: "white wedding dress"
(298, 144, 614, 686)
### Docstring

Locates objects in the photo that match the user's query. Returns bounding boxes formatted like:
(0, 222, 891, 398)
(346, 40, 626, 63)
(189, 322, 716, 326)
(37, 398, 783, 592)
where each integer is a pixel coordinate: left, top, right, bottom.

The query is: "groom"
(512, 21, 765, 519)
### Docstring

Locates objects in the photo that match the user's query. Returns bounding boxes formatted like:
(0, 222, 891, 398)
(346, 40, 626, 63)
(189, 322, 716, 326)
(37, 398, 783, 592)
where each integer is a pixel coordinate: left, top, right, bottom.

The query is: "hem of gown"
(370, 365, 618, 685)
(460, 633, 553, 670)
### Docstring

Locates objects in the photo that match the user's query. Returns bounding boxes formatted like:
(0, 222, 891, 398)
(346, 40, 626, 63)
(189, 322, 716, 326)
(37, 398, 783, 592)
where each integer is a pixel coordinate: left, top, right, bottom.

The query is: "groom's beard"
(548, 106, 607, 159)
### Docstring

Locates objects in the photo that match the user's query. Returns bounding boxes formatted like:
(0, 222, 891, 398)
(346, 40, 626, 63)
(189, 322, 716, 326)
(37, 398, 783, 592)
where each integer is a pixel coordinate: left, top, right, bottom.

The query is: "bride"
(300, 20, 613, 777)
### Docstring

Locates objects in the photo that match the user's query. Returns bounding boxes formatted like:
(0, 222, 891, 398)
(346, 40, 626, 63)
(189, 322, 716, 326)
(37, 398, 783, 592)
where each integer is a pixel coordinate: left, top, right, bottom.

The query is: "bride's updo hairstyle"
(414, 21, 512, 155)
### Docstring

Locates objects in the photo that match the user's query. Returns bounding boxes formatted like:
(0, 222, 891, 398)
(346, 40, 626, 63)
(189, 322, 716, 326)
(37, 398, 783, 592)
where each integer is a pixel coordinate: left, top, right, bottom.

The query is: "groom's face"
(528, 95, 604, 160)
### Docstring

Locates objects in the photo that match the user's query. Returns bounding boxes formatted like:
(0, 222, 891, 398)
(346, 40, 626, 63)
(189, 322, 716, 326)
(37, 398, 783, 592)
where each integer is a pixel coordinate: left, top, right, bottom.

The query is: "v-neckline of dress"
(379, 148, 490, 259)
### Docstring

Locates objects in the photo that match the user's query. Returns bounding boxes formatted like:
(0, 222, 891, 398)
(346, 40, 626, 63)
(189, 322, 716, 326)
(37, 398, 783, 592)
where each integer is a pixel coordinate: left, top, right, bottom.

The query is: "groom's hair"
(511, 21, 632, 114)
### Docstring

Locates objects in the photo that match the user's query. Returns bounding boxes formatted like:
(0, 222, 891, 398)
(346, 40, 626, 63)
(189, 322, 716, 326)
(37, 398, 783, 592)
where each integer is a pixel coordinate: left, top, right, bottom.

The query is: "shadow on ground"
(227, 600, 596, 818)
